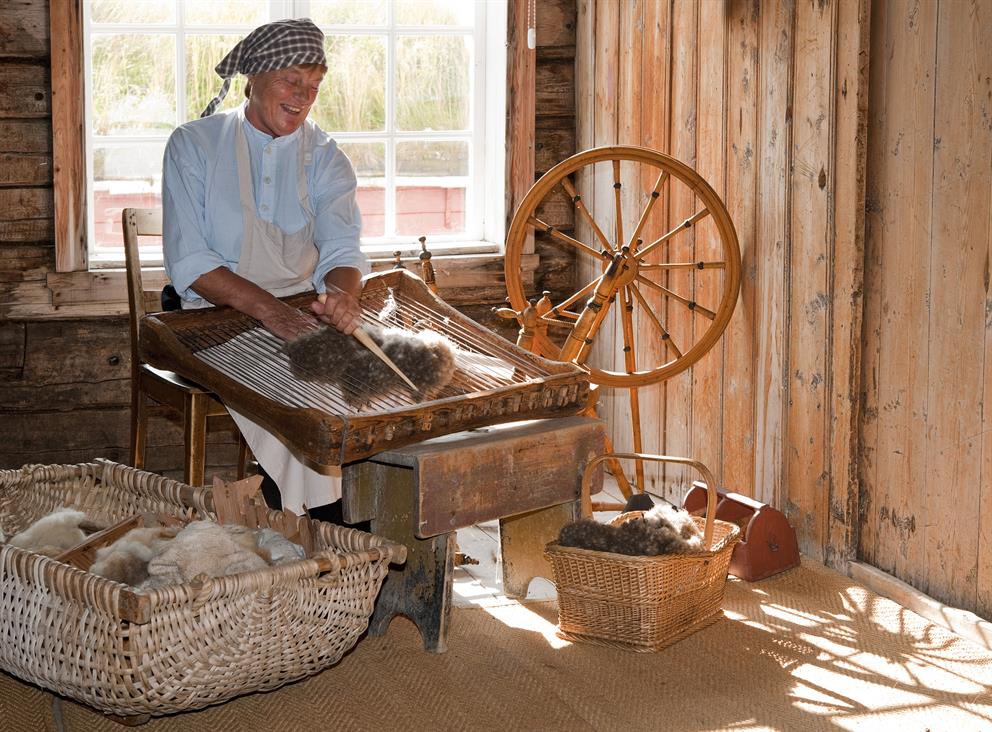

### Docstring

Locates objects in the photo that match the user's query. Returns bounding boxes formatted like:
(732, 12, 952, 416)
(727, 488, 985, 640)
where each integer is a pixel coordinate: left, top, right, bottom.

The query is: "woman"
(162, 18, 364, 519)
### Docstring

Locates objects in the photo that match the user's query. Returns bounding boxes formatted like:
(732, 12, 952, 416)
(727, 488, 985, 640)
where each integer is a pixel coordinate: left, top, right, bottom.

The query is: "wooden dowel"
(528, 215, 607, 260)
(612, 159, 624, 253)
(317, 292, 420, 392)
(629, 283, 683, 358)
(619, 287, 645, 491)
(637, 208, 711, 260)
(559, 176, 614, 253)
(626, 169, 669, 252)
(634, 275, 717, 320)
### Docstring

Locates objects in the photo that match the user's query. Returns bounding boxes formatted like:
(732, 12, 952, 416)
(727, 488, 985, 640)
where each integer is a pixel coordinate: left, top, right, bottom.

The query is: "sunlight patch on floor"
(479, 600, 573, 649)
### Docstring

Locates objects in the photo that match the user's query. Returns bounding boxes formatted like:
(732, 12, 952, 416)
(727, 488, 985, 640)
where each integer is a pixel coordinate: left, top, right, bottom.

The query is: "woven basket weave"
(0, 460, 405, 718)
(545, 453, 741, 652)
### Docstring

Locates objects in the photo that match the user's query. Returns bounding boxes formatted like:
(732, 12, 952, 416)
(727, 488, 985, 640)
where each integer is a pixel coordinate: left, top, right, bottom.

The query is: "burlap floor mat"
(3, 558, 990, 731)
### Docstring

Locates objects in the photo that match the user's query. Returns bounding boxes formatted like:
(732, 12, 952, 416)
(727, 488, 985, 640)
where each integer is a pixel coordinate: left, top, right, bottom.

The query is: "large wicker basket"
(0, 460, 406, 718)
(545, 453, 740, 652)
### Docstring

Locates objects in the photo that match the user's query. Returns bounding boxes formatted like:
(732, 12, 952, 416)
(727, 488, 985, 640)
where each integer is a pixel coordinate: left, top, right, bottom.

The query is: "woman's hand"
(311, 289, 362, 334)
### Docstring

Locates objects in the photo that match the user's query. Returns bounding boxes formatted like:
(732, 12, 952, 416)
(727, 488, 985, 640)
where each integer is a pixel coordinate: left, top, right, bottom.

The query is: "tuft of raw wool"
(255, 528, 306, 565)
(557, 503, 704, 557)
(643, 502, 704, 551)
(142, 521, 269, 588)
(283, 323, 457, 401)
(6, 508, 89, 558)
(89, 526, 182, 586)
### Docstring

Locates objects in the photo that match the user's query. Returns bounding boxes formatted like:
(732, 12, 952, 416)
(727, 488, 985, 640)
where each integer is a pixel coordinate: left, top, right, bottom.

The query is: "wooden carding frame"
(342, 416, 605, 653)
(138, 270, 592, 465)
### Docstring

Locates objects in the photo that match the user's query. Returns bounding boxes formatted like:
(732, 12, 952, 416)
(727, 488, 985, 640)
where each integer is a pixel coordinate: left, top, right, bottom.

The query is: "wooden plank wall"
(0, 0, 576, 481)
(860, 0, 992, 616)
(575, 0, 870, 568)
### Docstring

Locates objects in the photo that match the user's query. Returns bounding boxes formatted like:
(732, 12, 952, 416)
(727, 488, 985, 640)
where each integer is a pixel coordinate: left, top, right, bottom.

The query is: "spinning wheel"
(502, 146, 741, 503)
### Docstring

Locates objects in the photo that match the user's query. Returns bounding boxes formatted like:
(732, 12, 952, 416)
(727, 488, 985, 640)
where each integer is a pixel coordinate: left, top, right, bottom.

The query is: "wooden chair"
(123, 207, 248, 486)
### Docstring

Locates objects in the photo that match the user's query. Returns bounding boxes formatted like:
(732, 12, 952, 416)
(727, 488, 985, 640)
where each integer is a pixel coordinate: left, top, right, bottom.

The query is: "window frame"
(48, 0, 535, 313)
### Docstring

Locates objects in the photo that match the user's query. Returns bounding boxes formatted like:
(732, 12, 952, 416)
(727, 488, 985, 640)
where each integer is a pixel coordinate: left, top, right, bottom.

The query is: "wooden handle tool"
(317, 292, 420, 392)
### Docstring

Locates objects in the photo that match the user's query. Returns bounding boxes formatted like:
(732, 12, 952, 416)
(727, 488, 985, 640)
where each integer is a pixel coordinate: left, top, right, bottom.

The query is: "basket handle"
(581, 452, 720, 550)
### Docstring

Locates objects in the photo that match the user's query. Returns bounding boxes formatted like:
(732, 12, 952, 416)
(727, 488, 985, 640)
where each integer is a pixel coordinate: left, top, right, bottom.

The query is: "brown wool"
(284, 324, 457, 401)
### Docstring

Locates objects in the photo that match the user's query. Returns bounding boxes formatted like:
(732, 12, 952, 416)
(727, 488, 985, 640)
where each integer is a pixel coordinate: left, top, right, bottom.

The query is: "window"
(80, 0, 507, 267)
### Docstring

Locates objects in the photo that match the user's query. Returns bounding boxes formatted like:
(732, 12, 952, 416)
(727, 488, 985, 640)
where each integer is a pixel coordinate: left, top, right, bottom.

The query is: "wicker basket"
(0, 460, 406, 718)
(545, 453, 740, 652)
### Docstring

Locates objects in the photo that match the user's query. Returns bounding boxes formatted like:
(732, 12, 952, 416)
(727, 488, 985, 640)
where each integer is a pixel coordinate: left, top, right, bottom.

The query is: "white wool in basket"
(7, 508, 88, 557)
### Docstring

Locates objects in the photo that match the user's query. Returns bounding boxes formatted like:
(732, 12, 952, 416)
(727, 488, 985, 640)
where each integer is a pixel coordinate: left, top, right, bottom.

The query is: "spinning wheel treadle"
(503, 145, 741, 388)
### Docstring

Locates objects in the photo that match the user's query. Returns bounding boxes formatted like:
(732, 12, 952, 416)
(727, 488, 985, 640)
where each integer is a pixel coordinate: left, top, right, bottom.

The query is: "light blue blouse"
(162, 106, 367, 301)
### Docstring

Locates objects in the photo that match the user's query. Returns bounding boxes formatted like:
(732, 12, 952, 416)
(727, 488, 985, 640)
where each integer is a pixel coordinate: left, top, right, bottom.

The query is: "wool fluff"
(557, 504, 704, 557)
(142, 521, 269, 588)
(89, 526, 181, 587)
(283, 324, 457, 401)
(6, 508, 89, 558)
(255, 527, 307, 565)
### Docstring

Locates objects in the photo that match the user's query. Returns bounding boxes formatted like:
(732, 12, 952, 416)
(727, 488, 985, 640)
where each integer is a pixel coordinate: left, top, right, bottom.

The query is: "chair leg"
(184, 393, 208, 487)
(132, 390, 148, 470)
(236, 431, 250, 480)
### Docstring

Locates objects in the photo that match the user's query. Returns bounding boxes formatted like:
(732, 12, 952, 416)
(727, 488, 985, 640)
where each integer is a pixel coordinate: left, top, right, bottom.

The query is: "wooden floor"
(451, 478, 631, 607)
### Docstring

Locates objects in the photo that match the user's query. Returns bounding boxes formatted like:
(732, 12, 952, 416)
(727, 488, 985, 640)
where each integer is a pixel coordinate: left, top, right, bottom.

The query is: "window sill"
(10, 251, 537, 320)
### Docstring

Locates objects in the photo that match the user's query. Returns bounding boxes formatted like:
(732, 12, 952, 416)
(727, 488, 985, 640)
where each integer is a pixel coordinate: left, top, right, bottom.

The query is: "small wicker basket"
(545, 453, 740, 652)
(0, 460, 406, 719)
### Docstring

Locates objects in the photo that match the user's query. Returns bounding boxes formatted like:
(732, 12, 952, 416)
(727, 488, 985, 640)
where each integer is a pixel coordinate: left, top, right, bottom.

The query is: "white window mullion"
(385, 3, 396, 239)
(176, 7, 186, 124)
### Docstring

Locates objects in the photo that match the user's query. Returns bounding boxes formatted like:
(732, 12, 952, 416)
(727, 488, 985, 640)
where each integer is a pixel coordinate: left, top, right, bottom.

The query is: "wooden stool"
(342, 416, 604, 653)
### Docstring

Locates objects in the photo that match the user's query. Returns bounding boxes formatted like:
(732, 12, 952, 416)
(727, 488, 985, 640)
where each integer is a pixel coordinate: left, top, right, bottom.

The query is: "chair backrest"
(122, 207, 164, 378)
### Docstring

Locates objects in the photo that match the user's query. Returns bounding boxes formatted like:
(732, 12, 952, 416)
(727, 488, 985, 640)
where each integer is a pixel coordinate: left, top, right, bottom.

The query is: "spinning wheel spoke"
(636, 208, 712, 259)
(630, 283, 683, 359)
(634, 275, 717, 321)
(626, 169, 669, 252)
(549, 278, 599, 318)
(640, 259, 727, 271)
(528, 215, 608, 261)
(612, 160, 624, 252)
(559, 176, 615, 254)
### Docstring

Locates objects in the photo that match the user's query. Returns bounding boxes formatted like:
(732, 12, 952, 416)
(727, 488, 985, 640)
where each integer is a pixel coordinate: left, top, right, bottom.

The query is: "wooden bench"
(342, 416, 605, 653)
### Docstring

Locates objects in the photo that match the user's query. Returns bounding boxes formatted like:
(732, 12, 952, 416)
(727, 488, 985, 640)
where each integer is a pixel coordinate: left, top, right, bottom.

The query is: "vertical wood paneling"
(636, 0, 672, 493)
(825, 0, 869, 567)
(722, 0, 759, 495)
(784, 0, 834, 560)
(754, 0, 794, 507)
(691, 0, 728, 485)
(924, 0, 991, 610)
(589, 0, 622, 457)
(859, 0, 936, 585)
(662, 0, 698, 495)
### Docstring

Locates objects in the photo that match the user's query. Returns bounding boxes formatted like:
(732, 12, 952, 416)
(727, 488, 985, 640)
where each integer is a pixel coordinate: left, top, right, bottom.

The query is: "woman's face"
(244, 64, 325, 138)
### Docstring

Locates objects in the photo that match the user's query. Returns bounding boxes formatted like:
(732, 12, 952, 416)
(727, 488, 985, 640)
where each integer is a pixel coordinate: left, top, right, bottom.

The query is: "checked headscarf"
(200, 18, 326, 118)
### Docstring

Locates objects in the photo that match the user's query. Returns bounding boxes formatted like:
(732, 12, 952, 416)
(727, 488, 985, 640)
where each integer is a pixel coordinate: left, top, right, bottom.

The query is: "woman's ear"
(245, 78, 253, 99)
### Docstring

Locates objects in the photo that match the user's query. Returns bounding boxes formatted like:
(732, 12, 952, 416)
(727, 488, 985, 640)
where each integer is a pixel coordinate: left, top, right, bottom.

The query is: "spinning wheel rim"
(504, 145, 742, 388)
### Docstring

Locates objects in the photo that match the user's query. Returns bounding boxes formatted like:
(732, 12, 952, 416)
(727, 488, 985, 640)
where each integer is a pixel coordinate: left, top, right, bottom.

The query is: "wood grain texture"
(720, 0, 758, 499)
(0, 63, 49, 117)
(0, 0, 48, 57)
(924, 0, 990, 611)
(753, 0, 794, 508)
(49, 0, 87, 272)
(507, 0, 536, 255)
(690, 0, 728, 492)
(784, 0, 833, 561)
(825, 0, 869, 571)
(661, 0, 698, 496)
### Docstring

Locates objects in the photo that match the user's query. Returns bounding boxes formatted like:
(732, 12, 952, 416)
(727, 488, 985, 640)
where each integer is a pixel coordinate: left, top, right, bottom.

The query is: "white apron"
(187, 109, 343, 513)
